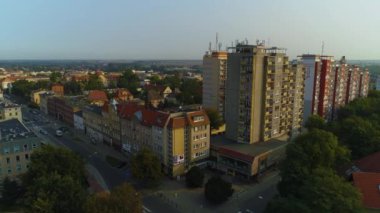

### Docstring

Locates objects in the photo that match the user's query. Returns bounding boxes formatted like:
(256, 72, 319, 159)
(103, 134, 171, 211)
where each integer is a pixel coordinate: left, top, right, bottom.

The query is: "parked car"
(40, 129, 48, 135)
(55, 130, 63, 137)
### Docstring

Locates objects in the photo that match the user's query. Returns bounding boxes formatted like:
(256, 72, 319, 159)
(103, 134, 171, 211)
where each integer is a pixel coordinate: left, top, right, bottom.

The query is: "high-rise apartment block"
(225, 44, 305, 144)
(300, 55, 370, 121)
(202, 51, 228, 118)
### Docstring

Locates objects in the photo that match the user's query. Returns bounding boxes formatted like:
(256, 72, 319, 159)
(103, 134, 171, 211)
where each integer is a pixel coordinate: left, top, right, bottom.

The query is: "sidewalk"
(86, 164, 109, 193)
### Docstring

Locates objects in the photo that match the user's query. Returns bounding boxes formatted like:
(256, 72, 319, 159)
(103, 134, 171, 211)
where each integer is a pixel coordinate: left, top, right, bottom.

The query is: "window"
(23, 144, 28, 151)
(14, 145, 20, 153)
(3, 147, 10, 154)
(25, 154, 29, 160)
(6, 158, 10, 164)
(16, 165, 21, 171)
(8, 169, 12, 174)
(193, 116, 204, 122)
(16, 156, 20, 162)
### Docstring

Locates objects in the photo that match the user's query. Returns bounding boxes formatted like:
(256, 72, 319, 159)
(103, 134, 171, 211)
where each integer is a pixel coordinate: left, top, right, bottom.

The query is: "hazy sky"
(0, 0, 379, 60)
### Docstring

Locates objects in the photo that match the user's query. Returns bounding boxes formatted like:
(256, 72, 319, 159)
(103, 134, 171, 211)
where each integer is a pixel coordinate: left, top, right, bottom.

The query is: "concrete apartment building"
(225, 43, 304, 144)
(118, 103, 210, 177)
(202, 51, 228, 118)
(0, 102, 22, 122)
(47, 96, 86, 126)
(301, 55, 370, 121)
(0, 119, 43, 181)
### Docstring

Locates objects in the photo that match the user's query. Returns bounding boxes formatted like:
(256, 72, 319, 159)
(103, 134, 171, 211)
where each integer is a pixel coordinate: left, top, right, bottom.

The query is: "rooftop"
(0, 119, 35, 143)
(353, 172, 380, 209)
(355, 151, 380, 173)
(211, 135, 289, 163)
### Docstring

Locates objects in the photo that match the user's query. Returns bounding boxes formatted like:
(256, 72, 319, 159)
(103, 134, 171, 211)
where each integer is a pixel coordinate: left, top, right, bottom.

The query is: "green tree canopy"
(50, 72, 62, 83)
(11, 80, 35, 97)
(336, 116, 380, 159)
(185, 166, 204, 188)
(278, 129, 350, 196)
(117, 70, 140, 95)
(23, 145, 87, 187)
(64, 80, 83, 96)
(205, 108, 224, 130)
(178, 79, 202, 104)
(85, 74, 104, 90)
(130, 148, 162, 187)
(84, 183, 142, 213)
(305, 115, 326, 131)
(204, 176, 234, 204)
(1, 177, 23, 206)
(25, 173, 87, 213)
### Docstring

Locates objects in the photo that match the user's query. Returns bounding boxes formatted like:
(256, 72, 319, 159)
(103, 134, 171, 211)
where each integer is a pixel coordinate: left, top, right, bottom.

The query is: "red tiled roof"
(88, 90, 108, 102)
(353, 172, 380, 209)
(218, 147, 254, 163)
(355, 151, 380, 173)
(185, 110, 210, 127)
(117, 103, 169, 128)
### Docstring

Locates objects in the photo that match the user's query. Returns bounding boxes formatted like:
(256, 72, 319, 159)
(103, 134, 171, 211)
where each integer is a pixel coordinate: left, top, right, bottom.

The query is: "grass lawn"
(105, 155, 126, 168)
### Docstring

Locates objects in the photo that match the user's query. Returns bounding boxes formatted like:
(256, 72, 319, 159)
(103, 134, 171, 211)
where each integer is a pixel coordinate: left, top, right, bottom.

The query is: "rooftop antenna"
(215, 33, 219, 51)
(321, 41, 325, 56)
(245, 38, 248, 45)
(208, 42, 212, 52)
(218, 43, 222, 51)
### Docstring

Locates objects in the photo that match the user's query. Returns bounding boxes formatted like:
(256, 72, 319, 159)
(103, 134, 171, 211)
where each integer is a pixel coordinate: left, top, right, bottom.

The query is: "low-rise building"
(210, 135, 288, 179)
(88, 90, 108, 106)
(0, 103, 22, 122)
(51, 83, 64, 96)
(30, 89, 48, 106)
(0, 119, 43, 181)
(119, 103, 210, 177)
(39, 92, 54, 114)
(47, 96, 86, 126)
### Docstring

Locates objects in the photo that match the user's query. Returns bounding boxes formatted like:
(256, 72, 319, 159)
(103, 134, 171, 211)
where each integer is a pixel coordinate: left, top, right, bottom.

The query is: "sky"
(0, 0, 379, 60)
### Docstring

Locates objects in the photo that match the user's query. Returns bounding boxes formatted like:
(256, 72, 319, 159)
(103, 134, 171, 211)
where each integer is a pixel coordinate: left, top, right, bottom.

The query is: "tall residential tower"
(225, 43, 305, 144)
(202, 51, 228, 118)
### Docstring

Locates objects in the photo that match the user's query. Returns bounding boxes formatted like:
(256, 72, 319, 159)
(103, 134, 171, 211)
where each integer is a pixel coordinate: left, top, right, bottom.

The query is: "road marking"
(143, 205, 152, 213)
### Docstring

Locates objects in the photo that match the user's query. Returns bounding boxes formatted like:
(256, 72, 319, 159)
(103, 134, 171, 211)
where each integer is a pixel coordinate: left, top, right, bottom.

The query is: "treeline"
(265, 90, 380, 212)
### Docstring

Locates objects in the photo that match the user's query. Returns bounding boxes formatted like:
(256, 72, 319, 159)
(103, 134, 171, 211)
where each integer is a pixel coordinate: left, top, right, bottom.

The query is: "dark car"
(59, 127, 69, 132)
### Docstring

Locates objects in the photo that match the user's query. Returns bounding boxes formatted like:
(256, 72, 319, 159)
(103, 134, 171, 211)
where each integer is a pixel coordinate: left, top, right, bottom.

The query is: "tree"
(50, 72, 62, 83)
(1, 177, 22, 206)
(85, 74, 104, 90)
(205, 108, 223, 130)
(204, 176, 233, 204)
(185, 166, 204, 188)
(64, 80, 83, 95)
(84, 183, 142, 213)
(25, 173, 87, 213)
(23, 145, 87, 187)
(266, 129, 364, 213)
(11, 80, 35, 97)
(337, 116, 380, 159)
(304, 115, 326, 130)
(130, 148, 162, 187)
(278, 129, 350, 196)
(117, 70, 140, 95)
(178, 79, 202, 104)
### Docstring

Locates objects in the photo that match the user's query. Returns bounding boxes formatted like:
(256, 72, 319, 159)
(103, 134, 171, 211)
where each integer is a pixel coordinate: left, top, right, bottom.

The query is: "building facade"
(300, 55, 370, 121)
(202, 51, 228, 118)
(0, 119, 43, 181)
(225, 44, 304, 144)
(119, 103, 210, 177)
(0, 103, 22, 122)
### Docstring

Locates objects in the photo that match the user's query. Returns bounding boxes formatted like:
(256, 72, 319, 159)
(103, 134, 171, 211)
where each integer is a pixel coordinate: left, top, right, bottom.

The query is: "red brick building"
(51, 83, 64, 96)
